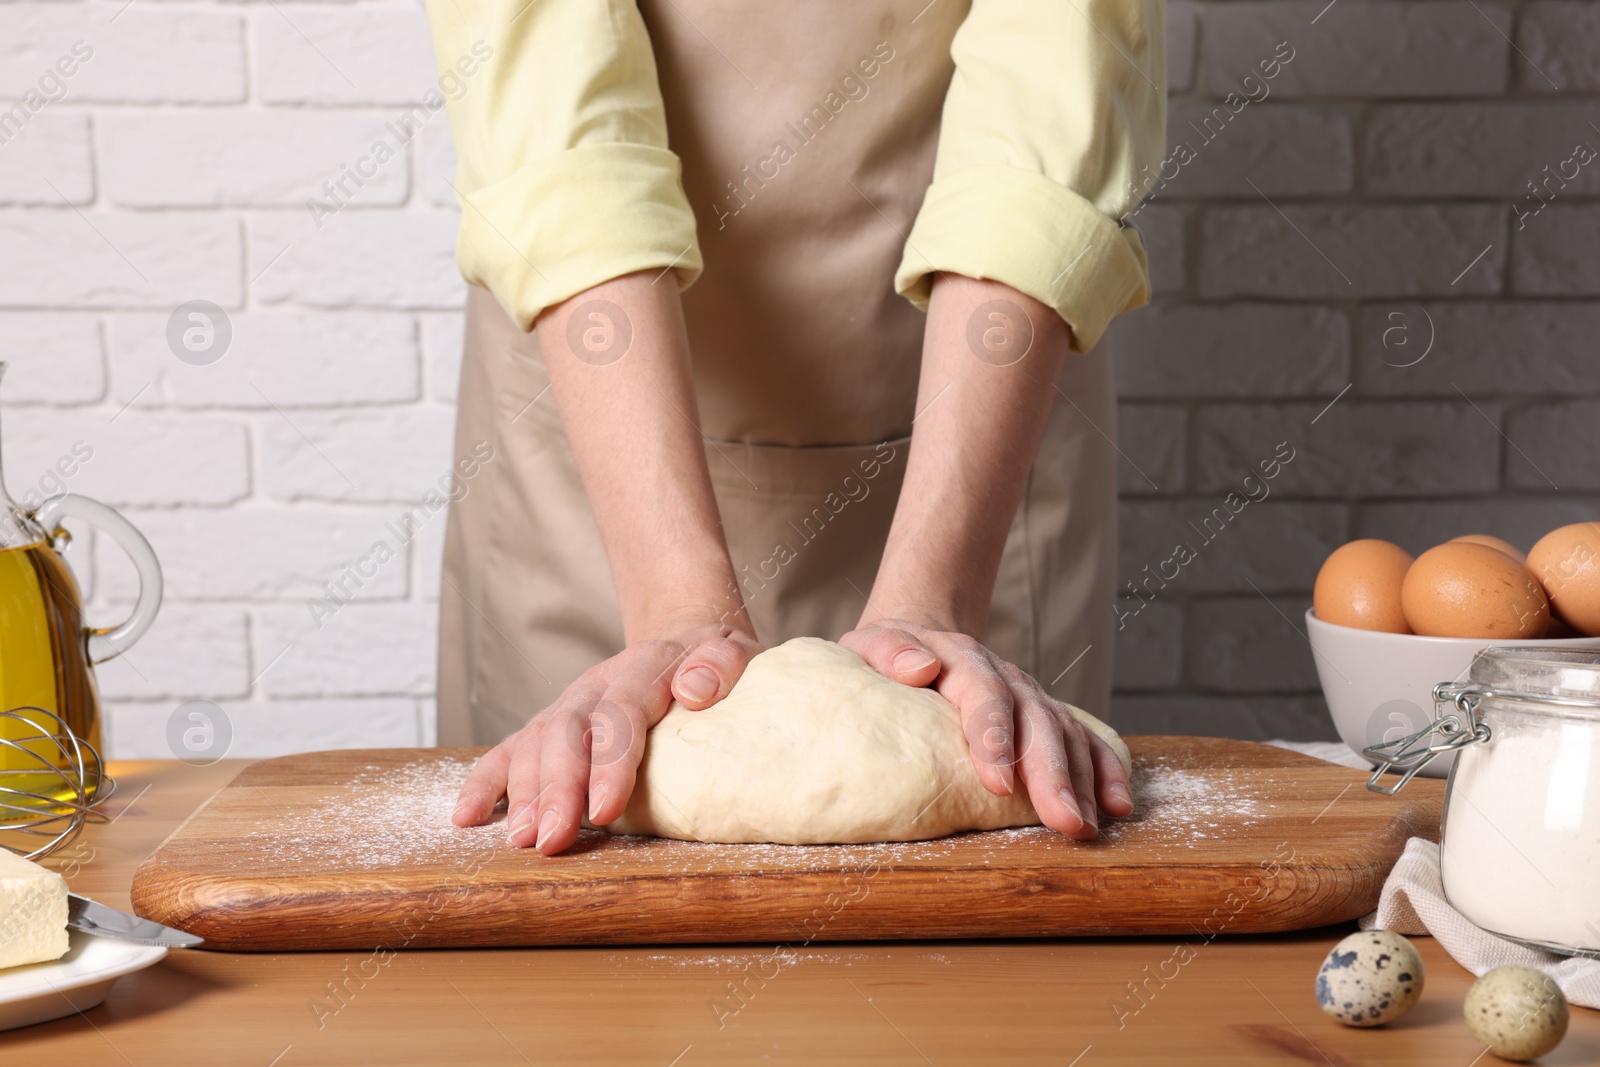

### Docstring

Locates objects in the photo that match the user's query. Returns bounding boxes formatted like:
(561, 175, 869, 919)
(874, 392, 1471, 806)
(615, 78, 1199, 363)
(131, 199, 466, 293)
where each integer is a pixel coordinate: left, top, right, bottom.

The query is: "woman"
(424, 0, 1166, 854)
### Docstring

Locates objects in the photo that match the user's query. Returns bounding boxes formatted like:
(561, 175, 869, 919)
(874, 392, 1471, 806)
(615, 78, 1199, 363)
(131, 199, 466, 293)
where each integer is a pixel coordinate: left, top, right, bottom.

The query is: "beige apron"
(437, 0, 1119, 745)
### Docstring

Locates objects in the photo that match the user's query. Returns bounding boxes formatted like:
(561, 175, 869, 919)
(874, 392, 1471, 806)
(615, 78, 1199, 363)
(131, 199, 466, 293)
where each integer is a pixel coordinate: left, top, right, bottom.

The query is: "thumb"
(670, 634, 762, 709)
(840, 626, 941, 688)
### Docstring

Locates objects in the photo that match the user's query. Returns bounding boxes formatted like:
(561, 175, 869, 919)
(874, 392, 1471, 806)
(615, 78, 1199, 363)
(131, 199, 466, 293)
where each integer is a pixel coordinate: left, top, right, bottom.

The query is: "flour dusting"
(223, 753, 1268, 873)
(236, 758, 502, 870)
(973, 758, 1265, 851)
(1109, 756, 1266, 845)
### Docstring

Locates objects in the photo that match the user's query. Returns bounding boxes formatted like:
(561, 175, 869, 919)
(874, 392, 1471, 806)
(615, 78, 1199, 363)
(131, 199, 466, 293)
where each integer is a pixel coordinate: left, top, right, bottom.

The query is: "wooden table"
(5, 759, 1597, 1066)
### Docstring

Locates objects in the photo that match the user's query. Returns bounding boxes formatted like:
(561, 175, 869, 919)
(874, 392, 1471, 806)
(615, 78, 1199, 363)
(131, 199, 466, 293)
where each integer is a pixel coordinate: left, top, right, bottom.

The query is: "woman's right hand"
(451, 620, 764, 855)
(459, 270, 760, 855)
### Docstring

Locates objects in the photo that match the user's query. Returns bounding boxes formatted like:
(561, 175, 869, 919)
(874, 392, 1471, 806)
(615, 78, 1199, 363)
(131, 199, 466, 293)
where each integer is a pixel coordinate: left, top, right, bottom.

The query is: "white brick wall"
(0, 0, 1595, 759)
(0, 0, 450, 758)
(101, 113, 411, 207)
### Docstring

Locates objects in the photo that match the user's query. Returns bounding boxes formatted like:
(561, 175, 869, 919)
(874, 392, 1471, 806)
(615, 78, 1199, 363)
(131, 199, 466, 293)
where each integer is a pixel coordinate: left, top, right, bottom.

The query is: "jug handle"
(32, 494, 164, 666)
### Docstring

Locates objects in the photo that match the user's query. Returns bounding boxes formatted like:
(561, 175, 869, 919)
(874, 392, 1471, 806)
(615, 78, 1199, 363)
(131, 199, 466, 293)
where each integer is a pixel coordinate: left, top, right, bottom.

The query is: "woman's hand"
(841, 275, 1126, 840)
(452, 619, 763, 855)
(840, 617, 1133, 840)
(455, 270, 762, 856)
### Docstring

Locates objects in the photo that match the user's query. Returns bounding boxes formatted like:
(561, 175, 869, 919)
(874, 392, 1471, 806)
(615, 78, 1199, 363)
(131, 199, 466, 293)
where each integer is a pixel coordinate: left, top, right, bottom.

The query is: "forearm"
(535, 271, 749, 641)
(864, 274, 1071, 638)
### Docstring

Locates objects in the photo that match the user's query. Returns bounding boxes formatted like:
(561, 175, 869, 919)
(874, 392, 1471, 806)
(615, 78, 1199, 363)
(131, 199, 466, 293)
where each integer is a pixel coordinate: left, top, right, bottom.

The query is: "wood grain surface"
(129, 736, 1442, 952)
(15, 756, 1598, 1066)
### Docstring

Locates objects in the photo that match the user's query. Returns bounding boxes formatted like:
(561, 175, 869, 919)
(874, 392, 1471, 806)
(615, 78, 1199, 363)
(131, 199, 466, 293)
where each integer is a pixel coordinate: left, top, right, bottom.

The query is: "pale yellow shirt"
(425, 0, 1165, 353)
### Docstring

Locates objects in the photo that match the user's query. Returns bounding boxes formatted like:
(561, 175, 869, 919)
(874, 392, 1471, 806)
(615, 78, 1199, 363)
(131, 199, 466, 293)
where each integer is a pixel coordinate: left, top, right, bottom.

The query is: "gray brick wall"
(1112, 0, 1600, 740)
(0, 0, 1592, 756)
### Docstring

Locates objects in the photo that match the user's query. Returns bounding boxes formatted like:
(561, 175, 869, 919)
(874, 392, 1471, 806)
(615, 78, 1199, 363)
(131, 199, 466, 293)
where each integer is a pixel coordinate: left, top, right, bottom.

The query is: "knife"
(67, 893, 204, 948)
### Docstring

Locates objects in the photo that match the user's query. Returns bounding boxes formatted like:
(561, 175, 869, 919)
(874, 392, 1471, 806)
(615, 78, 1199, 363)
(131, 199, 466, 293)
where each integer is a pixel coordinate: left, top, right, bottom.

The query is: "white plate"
(0, 929, 166, 1031)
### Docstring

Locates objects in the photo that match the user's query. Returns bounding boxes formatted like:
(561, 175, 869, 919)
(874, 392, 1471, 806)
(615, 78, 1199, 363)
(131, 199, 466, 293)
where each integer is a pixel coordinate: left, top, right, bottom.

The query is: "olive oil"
(0, 539, 104, 814)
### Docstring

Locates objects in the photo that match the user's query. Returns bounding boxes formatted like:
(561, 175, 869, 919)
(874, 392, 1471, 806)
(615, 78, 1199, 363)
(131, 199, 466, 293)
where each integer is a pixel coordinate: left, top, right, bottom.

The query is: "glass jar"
(1366, 646, 1600, 958)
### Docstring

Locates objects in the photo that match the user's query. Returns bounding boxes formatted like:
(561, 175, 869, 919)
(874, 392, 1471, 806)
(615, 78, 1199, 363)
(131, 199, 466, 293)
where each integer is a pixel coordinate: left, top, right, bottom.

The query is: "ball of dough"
(606, 637, 1130, 845)
(1314, 930, 1424, 1027)
(1464, 965, 1568, 1062)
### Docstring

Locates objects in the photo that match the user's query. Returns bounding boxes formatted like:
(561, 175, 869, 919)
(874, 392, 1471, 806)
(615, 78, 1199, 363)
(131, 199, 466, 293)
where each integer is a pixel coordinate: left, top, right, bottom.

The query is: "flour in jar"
(1440, 717, 1600, 952)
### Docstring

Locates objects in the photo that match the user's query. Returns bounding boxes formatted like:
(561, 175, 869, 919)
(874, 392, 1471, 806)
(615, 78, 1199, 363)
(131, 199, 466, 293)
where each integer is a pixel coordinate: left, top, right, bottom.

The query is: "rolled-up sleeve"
(424, 0, 700, 331)
(894, 0, 1167, 352)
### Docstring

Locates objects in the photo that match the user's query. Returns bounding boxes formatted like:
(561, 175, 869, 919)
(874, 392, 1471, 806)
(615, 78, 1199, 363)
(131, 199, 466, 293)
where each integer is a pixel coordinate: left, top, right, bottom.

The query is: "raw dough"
(607, 637, 1131, 844)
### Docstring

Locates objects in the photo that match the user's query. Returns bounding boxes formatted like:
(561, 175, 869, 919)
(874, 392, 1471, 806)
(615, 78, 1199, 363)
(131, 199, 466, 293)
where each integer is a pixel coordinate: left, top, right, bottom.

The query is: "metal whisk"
(0, 705, 116, 861)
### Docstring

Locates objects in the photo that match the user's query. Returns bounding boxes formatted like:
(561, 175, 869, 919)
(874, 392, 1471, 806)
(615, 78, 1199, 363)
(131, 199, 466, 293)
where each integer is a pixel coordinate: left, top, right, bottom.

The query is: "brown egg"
(1449, 534, 1526, 565)
(1402, 543, 1550, 639)
(1547, 615, 1582, 639)
(1314, 540, 1414, 633)
(1526, 523, 1600, 637)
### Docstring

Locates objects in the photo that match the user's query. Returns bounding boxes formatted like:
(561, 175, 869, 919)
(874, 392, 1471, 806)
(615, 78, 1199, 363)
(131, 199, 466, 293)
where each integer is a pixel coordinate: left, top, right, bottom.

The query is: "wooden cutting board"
(130, 737, 1442, 951)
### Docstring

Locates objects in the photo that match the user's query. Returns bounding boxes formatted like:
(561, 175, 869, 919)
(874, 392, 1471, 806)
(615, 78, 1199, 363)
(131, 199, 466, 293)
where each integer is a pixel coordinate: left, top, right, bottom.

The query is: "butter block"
(0, 849, 69, 969)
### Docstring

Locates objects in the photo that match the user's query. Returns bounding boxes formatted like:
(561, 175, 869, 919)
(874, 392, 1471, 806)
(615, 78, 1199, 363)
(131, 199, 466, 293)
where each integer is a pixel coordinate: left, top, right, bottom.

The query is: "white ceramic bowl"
(1306, 609, 1600, 778)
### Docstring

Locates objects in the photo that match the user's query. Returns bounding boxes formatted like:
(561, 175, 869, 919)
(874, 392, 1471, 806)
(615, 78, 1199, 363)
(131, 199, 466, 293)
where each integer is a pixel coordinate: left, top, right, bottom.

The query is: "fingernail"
(677, 666, 719, 703)
(893, 649, 937, 673)
(452, 799, 473, 822)
(1078, 795, 1098, 832)
(1108, 782, 1132, 808)
(507, 803, 532, 837)
(588, 786, 609, 823)
(535, 809, 560, 851)
(1057, 789, 1085, 833)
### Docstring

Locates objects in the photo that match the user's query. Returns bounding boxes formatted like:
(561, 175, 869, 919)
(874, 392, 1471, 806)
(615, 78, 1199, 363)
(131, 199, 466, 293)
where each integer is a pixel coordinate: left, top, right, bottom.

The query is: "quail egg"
(1464, 965, 1568, 1061)
(1315, 930, 1425, 1027)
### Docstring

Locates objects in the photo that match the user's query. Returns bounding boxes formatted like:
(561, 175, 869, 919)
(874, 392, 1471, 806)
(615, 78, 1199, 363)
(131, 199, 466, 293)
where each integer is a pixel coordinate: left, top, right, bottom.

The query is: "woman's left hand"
(839, 618, 1134, 840)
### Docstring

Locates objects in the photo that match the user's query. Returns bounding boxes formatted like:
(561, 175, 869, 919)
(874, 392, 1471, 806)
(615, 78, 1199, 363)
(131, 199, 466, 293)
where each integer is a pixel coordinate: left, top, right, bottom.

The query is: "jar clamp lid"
(1363, 646, 1600, 795)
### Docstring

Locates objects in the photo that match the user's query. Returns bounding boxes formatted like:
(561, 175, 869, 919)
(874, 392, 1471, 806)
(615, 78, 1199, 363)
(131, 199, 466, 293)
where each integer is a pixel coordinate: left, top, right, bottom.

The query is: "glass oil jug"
(0, 362, 162, 815)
